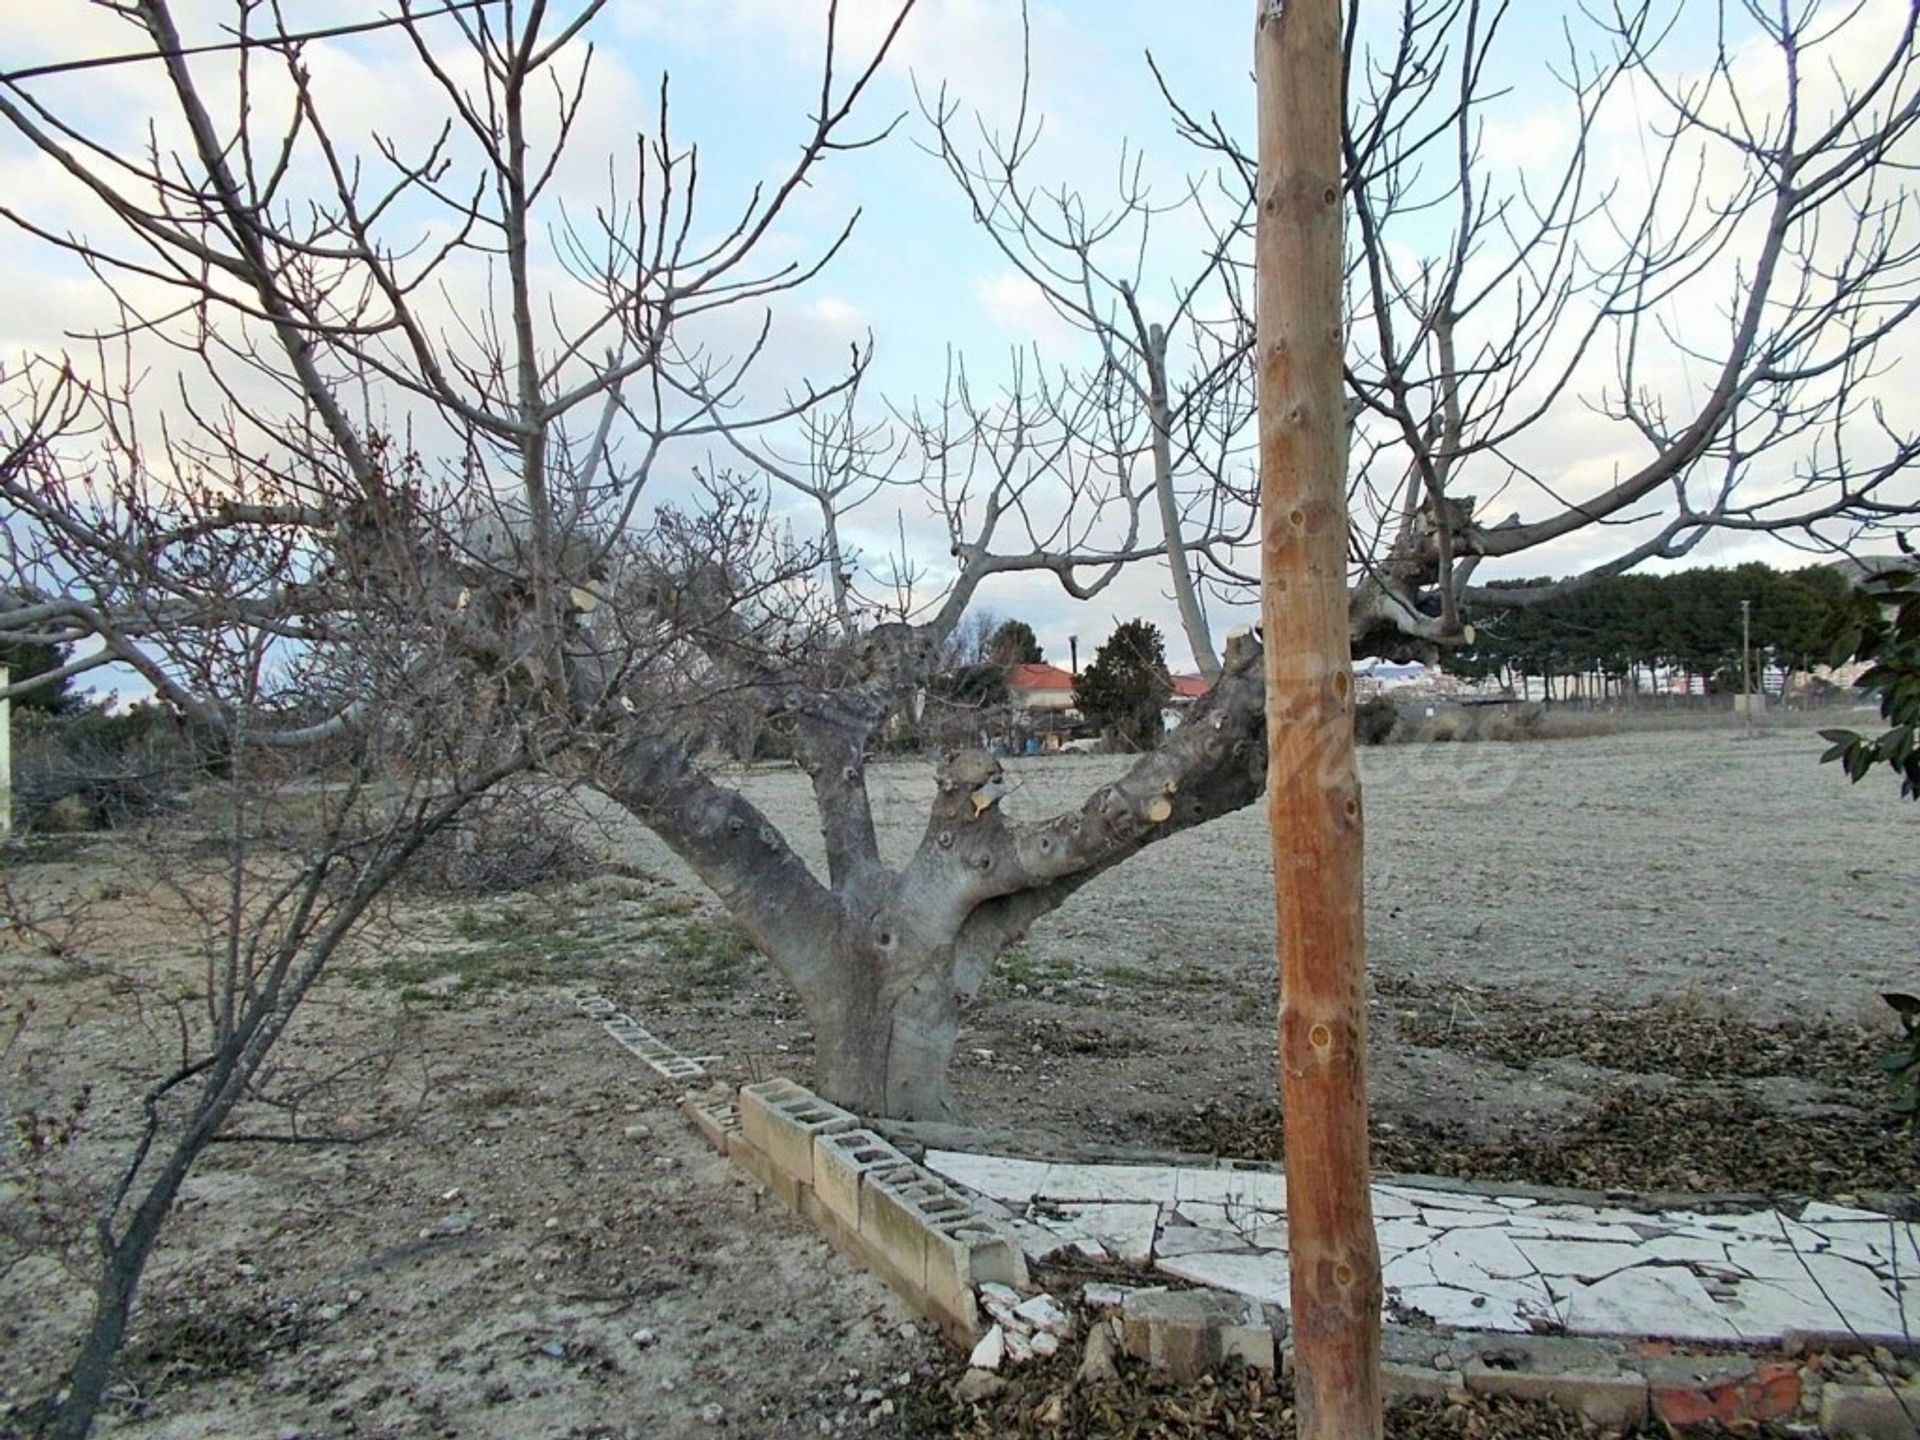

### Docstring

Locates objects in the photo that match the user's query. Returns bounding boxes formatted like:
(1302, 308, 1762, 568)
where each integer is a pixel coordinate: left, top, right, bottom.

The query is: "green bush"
(1353, 696, 1399, 745)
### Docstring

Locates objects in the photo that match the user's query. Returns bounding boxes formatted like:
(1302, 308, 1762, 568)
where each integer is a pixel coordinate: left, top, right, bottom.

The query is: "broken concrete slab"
(1119, 1286, 1274, 1381)
(922, 1151, 1053, 1203)
(1560, 1266, 1744, 1343)
(1155, 1250, 1291, 1308)
(1155, 1223, 1258, 1259)
(1462, 1335, 1649, 1429)
(1028, 1201, 1159, 1265)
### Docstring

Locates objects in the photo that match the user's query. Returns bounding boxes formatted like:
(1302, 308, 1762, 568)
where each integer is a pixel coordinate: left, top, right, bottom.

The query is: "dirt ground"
(3, 722, 1917, 1438)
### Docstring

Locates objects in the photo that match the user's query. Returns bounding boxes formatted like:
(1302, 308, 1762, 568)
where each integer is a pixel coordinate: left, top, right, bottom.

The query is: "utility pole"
(1741, 598, 1754, 740)
(1255, 1, 1383, 1436)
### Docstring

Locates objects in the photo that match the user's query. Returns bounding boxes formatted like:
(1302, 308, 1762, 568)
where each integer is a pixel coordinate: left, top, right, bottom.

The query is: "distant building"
(1005, 662, 1078, 717)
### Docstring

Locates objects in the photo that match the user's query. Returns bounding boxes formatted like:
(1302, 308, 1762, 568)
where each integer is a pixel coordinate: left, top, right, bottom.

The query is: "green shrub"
(1353, 696, 1399, 745)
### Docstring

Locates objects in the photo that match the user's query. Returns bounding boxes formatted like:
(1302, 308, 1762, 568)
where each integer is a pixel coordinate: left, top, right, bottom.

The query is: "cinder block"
(738, 1080, 856, 1184)
(1120, 1287, 1273, 1382)
(1465, 1336, 1649, 1430)
(1646, 1353, 1799, 1429)
(727, 1127, 803, 1210)
(923, 1213, 1027, 1334)
(680, 1090, 742, 1153)
(1382, 1361, 1459, 1401)
(1820, 1382, 1920, 1439)
(813, 1129, 910, 1228)
(859, 1162, 933, 1288)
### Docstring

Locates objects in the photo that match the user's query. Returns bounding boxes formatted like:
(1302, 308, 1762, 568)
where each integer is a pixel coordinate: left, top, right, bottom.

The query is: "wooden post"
(1254, 2, 1383, 1437)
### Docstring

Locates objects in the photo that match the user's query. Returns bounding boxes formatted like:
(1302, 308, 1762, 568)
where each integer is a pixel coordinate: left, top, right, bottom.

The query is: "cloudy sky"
(4, 0, 1913, 680)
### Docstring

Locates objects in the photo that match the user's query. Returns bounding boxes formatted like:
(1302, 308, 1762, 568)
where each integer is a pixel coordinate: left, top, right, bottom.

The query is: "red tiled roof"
(1170, 673, 1210, 700)
(1006, 662, 1075, 693)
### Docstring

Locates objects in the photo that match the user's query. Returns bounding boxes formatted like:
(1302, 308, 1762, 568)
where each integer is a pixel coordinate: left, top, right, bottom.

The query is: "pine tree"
(1073, 619, 1173, 748)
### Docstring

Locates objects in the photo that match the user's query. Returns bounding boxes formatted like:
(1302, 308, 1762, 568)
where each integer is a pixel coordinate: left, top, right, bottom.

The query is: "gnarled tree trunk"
(604, 634, 1272, 1119)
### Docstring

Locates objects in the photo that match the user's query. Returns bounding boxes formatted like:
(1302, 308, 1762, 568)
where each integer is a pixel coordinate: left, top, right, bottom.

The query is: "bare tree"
(1151, 0, 1920, 638)
(0, 1, 907, 1431)
(5, 0, 1920, 1153)
(921, 10, 1256, 680)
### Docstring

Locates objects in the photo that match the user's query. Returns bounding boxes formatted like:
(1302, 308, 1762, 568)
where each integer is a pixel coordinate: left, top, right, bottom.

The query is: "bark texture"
(603, 633, 1270, 1119)
(1255, 0, 1384, 1436)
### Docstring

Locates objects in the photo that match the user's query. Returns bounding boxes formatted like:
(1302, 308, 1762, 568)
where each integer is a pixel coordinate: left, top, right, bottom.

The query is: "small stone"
(1031, 1332, 1060, 1358)
(632, 1328, 657, 1348)
(1083, 1283, 1127, 1310)
(1077, 1322, 1121, 1385)
(700, 1401, 725, 1424)
(981, 1293, 1028, 1334)
(968, 1325, 1007, 1372)
(541, 1340, 566, 1358)
(654, 1155, 679, 1170)
(952, 1369, 1006, 1405)
(441, 1186, 462, 1201)
(624, 1124, 653, 1141)
(1013, 1293, 1071, 1335)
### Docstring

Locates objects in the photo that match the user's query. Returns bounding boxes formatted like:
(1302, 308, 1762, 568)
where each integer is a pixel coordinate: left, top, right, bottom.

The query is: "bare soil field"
(3, 724, 1916, 1438)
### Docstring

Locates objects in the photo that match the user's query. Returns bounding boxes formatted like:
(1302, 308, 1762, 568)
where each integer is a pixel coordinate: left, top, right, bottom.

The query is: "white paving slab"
(1175, 1199, 1282, 1233)
(1512, 1237, 1648, 1283)
(1396, 1280, 1547, 1333)
(1425, 1225, 1539, 1284)
(1157, 1250, 1292, 1307)
(1031, 1202, 1160, 1265)
(1041, 1162, 1184, 1204)
(1155, 1224, 1258, 1258)
(1560, 1267, 1743, 1343)
(933, 1149, 1915, 1347)
(1419, 1207, 1510, 1231)
(1174, 1167, 1288, 1211)
(923, 1151, 1053, 1202)
(1376, 1217, 1437, 1254)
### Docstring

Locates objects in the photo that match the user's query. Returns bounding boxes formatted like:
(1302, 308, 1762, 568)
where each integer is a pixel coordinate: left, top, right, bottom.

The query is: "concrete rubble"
(573, 990, 1920, 1437)
(923, 1149, 1920, 1348)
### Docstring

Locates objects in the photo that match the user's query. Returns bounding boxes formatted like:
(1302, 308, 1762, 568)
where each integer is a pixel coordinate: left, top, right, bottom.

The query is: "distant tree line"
(1442, 563, 1857, 699)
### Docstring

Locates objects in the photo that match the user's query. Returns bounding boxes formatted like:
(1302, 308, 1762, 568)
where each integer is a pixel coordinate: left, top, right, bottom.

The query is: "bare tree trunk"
(1146, 323, 1221, 680)
(802, 941, 962, 1119)
(1255, 1, 1383, 1436)
(50, 1164, 193, 1440)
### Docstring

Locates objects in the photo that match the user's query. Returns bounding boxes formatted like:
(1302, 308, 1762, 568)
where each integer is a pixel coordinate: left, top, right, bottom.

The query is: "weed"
(351, 902, 612, 1002)
(640, 894, 699, 922)
(1876, 992, 1920, 1124)
(1102, 961, 1214, 990)
(650, 916, 755, 996)
(992, 945, 1074, 989)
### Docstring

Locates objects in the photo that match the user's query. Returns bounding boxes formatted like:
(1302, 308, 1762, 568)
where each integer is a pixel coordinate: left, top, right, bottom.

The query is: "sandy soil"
(3, 724, 1916, 1438)
(595, 725, 1918, 1161)
(631, 725, 1918, 1020)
